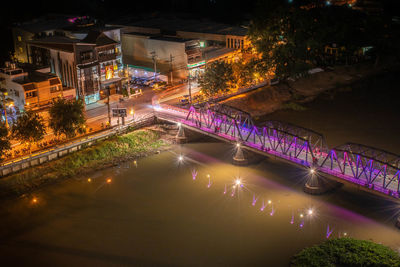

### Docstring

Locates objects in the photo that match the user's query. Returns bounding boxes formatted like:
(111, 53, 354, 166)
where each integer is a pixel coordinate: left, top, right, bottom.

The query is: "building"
(12, 15, 95, 64)
(116, 18, 247, 82)
(28, 30, 124, 105)
(0, 64, 75, 111)
(112, 17, 247, 49)
(122, 33, 202, 81)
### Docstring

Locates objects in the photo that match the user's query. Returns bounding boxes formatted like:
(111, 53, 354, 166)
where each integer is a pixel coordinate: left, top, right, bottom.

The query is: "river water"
(0, 141, 399, 266)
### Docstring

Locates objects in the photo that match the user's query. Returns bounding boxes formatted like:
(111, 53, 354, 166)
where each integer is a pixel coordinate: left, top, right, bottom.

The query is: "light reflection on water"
(0, 142, 399, 266)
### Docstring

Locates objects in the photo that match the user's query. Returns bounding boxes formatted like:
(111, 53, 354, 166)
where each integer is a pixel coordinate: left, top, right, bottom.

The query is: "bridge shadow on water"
(182, 137, 400, 229)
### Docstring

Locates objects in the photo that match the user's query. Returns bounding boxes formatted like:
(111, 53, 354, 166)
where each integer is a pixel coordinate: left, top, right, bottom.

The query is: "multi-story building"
(28, 30, 124, 105)
(12, 15, 95, 64)
(116, 18, 247, 82)
(0, 64, 75, 111)
(122, 33, 202, 81)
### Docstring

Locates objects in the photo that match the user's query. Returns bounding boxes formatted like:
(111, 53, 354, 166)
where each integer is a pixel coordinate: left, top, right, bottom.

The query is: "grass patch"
(0, 129, 168, 198)
(281, 102, 307, 111)
(291, 238, 400, 267)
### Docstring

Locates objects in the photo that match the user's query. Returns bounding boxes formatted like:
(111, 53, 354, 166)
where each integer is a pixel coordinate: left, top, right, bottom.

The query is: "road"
(5, 82, 196, 161)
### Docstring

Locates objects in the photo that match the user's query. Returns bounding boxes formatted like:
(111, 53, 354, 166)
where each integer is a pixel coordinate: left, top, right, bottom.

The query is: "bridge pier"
(232, 143, 248, 166)
(303, 169, 340, 195)
(175, 123, 187, 144)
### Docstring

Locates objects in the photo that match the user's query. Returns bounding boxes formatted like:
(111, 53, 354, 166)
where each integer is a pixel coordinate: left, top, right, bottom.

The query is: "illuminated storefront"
(187, 60, 205, 79)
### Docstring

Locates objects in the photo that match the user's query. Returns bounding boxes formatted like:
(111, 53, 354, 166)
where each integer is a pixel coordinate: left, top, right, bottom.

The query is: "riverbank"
(222, 62, 398, 119)
(0, 125, 177, 200)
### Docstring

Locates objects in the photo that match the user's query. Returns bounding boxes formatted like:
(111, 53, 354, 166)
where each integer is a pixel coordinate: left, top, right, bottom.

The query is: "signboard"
(187, 60, 205, 69)
(112, 108, 127, 117)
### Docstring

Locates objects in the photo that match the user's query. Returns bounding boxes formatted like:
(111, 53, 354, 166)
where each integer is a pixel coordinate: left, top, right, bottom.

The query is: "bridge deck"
(156, 104, 400, 200)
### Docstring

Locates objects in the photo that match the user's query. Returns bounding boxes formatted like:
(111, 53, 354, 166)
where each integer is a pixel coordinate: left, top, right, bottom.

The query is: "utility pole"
(150, 51, 157, 81)
(107, 87, 111, 126)
(188, 68, 192, 104)
(169, 54, 174, 85)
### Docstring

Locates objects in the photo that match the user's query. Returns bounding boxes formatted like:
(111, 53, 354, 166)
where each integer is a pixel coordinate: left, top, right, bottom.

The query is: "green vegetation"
(281, 102, 307, 111)
(49, 98, 86, 138)
(198, 61, 235, 97)
(248, 2, 392, 79)
(0, 122, 10, 161)
(0, 129, 168, 198)
(291, 238, 400, 267)
(12, 110, 46, 147)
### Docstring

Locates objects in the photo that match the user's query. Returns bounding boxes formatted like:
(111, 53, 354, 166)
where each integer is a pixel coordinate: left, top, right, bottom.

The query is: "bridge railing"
(158, 104, 400, 199)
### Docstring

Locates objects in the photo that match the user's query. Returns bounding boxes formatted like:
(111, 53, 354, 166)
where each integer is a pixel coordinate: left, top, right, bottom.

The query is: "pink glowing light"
(192, 169, 197, 180)
(260, 200, 266, 211)
(252, 194, 258, 206)
(326, 225, 333, 239)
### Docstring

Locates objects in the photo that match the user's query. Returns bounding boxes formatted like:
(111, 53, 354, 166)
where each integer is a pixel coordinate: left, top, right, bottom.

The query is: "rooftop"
(81, 31, 118, 46)
(116, 18, 248, 37)
(13, 71, 59, 85)
(123, 32, 193, 43)
(28, 36, 80, 53)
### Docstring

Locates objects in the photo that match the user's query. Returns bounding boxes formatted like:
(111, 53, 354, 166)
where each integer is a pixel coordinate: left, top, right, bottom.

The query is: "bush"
(291, 238, 400, 267)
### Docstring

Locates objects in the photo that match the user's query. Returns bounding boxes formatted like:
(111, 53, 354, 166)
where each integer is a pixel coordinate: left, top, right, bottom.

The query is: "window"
(50, 86, 59, 93)
(80, 51, 93, 61)
(19, 47, 23, 53)
(26, 91, 37, 98)
(18, 36, 22, 42)
(15, 91, 19, 97)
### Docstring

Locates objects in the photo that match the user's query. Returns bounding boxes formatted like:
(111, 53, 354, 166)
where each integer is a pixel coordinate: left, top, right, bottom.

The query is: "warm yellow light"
(236, 143, 240, 147)
(107, 178, 112, 184)
(300, 214, 304, 218)
(308, 209, 313, 215)
(130, 109, 134, 115)
(32, 197, 38, 204)
(235, 179, 241, 186)
(310, 168, 315, 174)
(268, 200, 272, 204)
(88, 178, 92, 183)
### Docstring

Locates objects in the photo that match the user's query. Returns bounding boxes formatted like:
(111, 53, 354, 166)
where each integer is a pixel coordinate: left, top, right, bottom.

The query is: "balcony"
(98, 53, 118, 62)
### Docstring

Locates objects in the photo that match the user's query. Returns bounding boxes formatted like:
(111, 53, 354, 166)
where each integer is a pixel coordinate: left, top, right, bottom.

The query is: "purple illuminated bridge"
(155, 103, 400, 200)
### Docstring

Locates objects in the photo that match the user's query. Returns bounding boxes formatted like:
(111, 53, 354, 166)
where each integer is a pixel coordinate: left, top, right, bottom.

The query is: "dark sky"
(0, 0, 256, 63)
(1, 0, 399, 63)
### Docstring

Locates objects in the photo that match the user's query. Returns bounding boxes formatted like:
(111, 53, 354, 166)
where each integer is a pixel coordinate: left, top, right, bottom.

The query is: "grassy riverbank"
(0, 127, 173, 199)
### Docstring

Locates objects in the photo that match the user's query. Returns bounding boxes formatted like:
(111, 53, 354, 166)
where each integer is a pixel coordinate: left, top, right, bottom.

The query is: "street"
(4, 82, 197, 162)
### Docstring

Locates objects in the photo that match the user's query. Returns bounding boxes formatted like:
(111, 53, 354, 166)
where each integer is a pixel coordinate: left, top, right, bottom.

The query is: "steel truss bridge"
(156, 103, 400, 199)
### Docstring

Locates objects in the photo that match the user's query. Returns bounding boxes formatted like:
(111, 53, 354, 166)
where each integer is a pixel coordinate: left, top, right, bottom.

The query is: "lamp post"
(188, 69, 192, 104)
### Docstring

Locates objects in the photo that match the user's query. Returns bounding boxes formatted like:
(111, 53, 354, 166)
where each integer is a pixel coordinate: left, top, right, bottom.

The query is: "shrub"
(291, 238, 400, 267)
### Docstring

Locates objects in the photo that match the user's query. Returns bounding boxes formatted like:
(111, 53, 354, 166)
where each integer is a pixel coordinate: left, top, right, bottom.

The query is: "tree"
(0, 122, 11, 161)
(198, 61, 235, 97)
(49, 98, 86, 139)
(12, 110, 46, 148)
(248, 4, 383, 79)
(291, 238, 400, 267)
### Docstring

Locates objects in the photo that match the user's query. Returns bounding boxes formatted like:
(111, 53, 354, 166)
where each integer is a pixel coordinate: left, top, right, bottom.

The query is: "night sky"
(1, 0, 399, 63)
